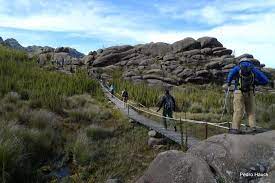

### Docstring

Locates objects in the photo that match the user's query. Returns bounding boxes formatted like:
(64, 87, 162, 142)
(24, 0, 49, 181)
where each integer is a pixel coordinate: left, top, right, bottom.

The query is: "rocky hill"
(1, 35, 273, 85)
(0, 36, 85, 59)
(84, 37, 270, 86)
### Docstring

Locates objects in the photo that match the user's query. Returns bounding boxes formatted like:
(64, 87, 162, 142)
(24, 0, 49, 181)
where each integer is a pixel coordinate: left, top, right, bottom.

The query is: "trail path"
(102, 85, 200, 148)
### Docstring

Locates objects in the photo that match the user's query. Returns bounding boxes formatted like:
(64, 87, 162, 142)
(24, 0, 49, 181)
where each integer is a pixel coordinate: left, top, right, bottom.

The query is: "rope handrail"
(100, 82, 230, 130)
(101, 82, 264, 130)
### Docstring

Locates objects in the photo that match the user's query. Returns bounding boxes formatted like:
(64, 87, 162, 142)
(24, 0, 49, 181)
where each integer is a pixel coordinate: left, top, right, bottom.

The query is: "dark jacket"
(158, 94, 176, 112)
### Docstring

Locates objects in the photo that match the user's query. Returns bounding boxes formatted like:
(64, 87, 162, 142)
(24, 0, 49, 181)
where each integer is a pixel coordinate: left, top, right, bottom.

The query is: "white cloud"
(0, 0, 275, 67)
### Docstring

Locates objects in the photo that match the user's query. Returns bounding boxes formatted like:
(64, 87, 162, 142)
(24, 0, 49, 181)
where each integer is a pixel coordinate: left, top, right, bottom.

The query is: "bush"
(0, 120, 59, 182)
(0, 136, 24, 183)
(2, 92, 20, 104)
(71, 133, 92, 165)
(189, 103, 204, 113)
(29, 110, 57, 130)
(86, 126, 113, 140)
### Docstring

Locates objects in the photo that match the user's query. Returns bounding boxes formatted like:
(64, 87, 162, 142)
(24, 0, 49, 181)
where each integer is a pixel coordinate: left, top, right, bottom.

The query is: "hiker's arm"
(157, 97, 164, 112)
(253, 68, 269, 85)
(227, 66, 240, 85)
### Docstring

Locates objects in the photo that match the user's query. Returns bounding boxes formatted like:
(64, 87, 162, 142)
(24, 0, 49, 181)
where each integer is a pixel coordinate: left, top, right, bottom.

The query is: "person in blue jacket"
(226, 54, 269, 134)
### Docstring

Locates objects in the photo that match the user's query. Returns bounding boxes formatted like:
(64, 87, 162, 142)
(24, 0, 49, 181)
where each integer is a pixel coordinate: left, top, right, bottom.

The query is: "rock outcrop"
(137, 150, 216, 183)
(0, 36, 4, 44)
(137, 130, 275, 183)
(88, 37, 268, 86)
(4, 38, 25, 50)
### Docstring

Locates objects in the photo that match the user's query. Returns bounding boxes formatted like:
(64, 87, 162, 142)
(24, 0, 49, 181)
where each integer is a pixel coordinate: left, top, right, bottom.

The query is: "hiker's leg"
(168, 111, 177, 131)
(232, 90, 244, 130)
(163, 110, 167, 129)
(245, 92, 256, 128)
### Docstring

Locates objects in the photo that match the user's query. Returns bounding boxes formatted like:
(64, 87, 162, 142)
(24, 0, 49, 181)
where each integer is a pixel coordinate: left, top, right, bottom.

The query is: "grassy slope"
(0, 46, 178, 183)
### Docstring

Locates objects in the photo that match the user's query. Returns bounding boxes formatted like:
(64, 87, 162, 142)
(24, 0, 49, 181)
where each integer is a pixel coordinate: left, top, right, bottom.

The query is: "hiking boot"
(229, 128, 242, 134)
(246, 127, 257, 134)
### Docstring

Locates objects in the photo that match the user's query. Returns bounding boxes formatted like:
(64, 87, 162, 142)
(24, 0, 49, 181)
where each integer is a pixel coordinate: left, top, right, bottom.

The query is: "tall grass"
(111, 70, 275, 128)
(0, 46, 103, 112)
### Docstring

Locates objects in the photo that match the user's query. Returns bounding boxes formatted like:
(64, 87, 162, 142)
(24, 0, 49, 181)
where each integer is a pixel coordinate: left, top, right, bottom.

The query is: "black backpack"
(238, 63, 255, 92)
(164, 95, 174, 111)
(122, 91, 128, 98)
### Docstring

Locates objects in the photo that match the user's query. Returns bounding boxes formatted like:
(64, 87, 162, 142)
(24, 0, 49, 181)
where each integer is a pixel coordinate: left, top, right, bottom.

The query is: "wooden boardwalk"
(103, 88, 200, 148)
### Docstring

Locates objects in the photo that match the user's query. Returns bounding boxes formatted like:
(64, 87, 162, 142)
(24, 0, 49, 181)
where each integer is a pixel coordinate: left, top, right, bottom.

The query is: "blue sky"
(1, 0, 275, 67)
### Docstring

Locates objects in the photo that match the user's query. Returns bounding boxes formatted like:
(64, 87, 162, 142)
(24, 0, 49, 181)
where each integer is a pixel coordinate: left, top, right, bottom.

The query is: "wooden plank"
(103, 89, 200, 148)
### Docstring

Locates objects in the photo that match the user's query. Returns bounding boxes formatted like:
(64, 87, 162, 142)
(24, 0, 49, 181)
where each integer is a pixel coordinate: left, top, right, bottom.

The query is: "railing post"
(205, 122, 208, 139)
(185, 122, 188, 151)
(180, 118, 184, 150)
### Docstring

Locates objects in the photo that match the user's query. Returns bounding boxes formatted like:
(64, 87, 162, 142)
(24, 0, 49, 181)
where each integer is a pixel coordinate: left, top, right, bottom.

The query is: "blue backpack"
(238, 62, 255, 92)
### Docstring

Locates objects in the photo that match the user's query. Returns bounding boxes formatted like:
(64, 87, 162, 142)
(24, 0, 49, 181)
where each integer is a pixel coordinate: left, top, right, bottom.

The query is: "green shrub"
(0, 120, 59, 182)
(86, 126, 113, 140)
(68, 109, 95, 123)
(189, 103, 204, 113)
(29, 110, 57, 130)
(2, 92, 20, 104)
(72, 133, 92, 165)
(0, 136, 24, 183)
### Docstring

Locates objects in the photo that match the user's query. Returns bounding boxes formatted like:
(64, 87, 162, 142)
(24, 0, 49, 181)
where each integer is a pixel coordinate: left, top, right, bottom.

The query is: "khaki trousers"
(232, 90, 256, 129)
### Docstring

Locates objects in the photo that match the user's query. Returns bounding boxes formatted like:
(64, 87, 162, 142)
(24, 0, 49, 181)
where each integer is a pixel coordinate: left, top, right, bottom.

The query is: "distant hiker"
(226, 54, 269, 134)
(157, 89, 177, 131)
(109, 84, 115, 98)
(121, 89, 129, 107)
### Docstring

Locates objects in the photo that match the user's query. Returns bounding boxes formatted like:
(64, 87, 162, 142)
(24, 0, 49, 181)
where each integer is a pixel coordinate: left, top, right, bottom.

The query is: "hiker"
(121, 88, 129, 107)
(226, 54, 269, 134)
(109, 84, 115, 98)
(157, 89, 177, 131)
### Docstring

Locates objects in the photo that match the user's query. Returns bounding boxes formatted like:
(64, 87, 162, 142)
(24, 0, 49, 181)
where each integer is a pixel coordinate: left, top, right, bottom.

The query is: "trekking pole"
(220, 87, 230, 128)
(180, 118, 184, 150)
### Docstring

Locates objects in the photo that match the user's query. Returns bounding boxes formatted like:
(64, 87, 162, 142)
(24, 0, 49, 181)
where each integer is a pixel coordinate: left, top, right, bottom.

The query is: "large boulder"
(143, 74, 163, 80)
(144, 69, 163, 75)
(137, 150, 216, 183)
(197, 37, 223, 48)
(163, 54, 176, 61)
(139, 42, 172, 57)
(0, 36, 3, 44)
(205, 61, 221, 70)
(196, 70, 212, 78)
(100, 45, 133, 56)
(93, 45, 135, 67)
(54, 47, 84, 58)
(188, 131, 275, 183)
(93, 53, 122, 67)
(172, 37, 201, 53)
(182, 49, 201, 57)
(41, 47, 54, 53)
(213, 49, 232, 57)
(178, 69, 194, 79)
(55, 47, 69, 53)
(83, 55, 95, 65)
(185, 76, 207, 84)
(68, 48, 85, 58)
(53, 52, 72, 64)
